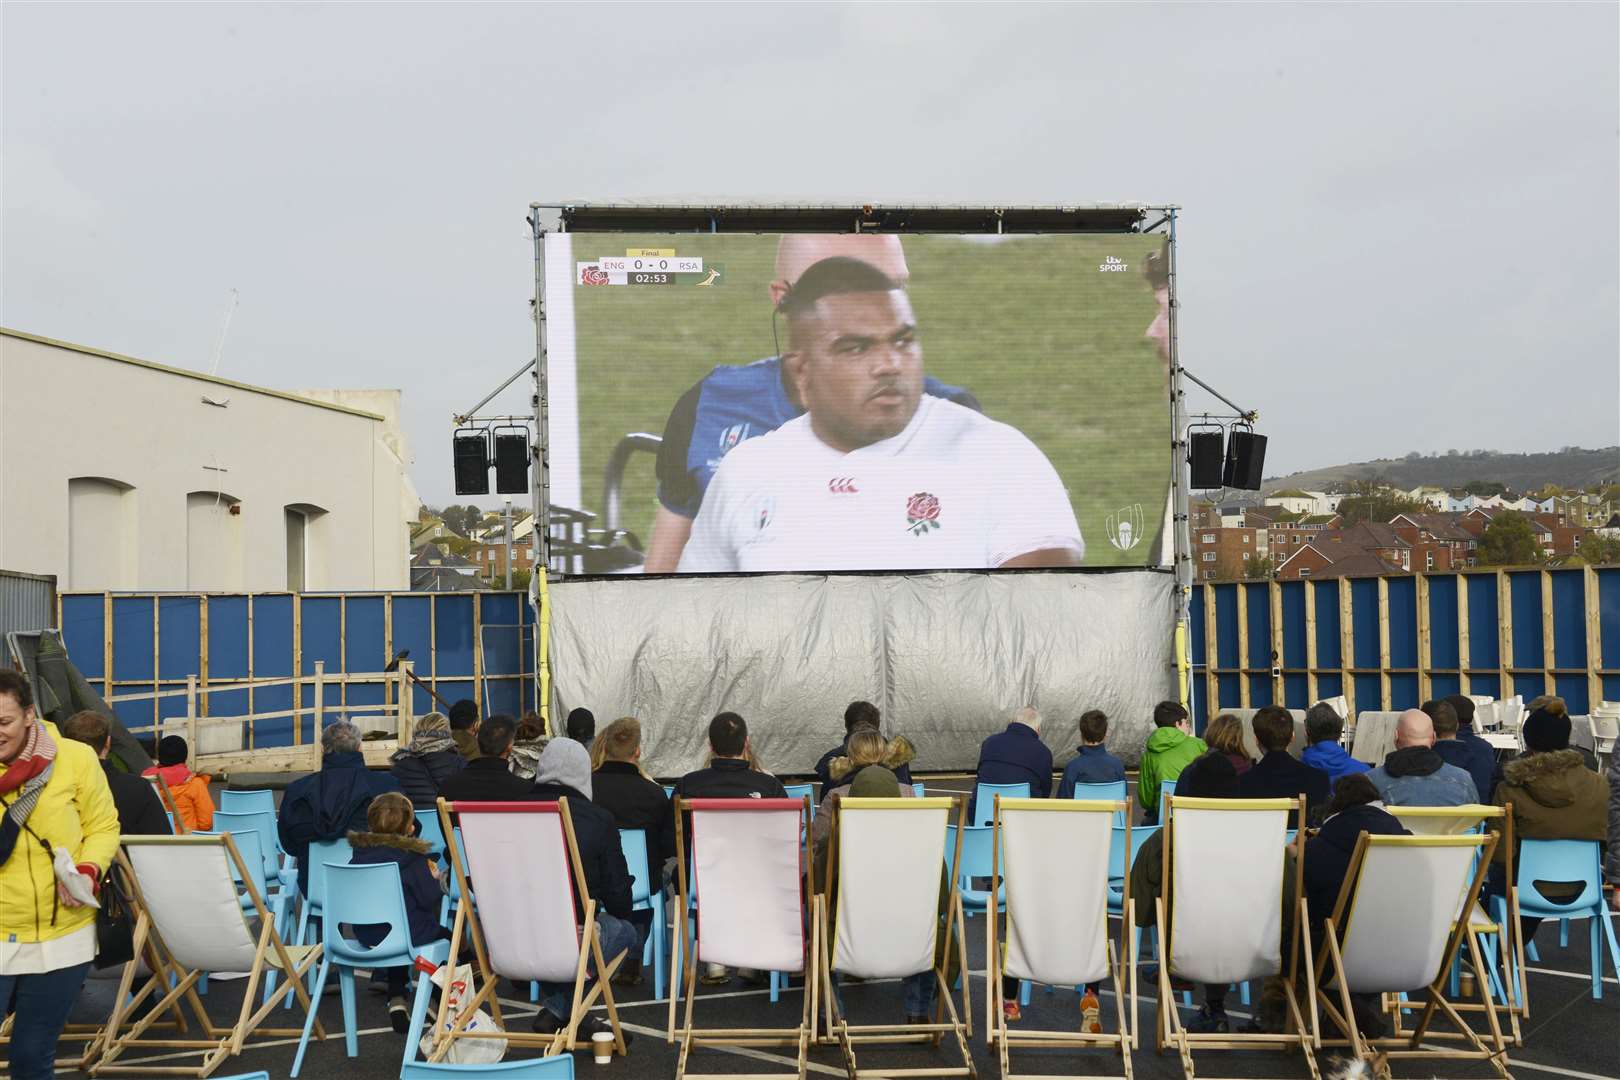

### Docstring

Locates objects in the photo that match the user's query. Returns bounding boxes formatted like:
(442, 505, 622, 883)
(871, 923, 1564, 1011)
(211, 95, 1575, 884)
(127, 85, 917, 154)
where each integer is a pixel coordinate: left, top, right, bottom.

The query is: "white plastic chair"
(431, 798, 627, 1062)
(1315, 832, 1510, 1078)
(823, 795, 974, 1080)
(94, 834, 325, 1077)
(668, 795, 815, 1080)
(1156, 795, 1319, 1080)
(991, 796, 1135, 1080)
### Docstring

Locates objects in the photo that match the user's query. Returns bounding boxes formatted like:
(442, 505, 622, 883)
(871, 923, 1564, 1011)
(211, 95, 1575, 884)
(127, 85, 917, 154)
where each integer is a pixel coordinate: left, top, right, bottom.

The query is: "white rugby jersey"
(677, 396, 1084, 572)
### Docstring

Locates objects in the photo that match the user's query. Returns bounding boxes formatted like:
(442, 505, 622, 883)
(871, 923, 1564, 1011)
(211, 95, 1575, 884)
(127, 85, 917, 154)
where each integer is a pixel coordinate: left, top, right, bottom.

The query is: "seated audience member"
(348, 791, 450, 1033)
(61, 710, 170, 835)
(566, 707, 596, 749)
(389, 711, 466, 808)
(1238, 705, 1331, 826)
(1299, 702, 1369, 785)
(1425, 698, 1495, 804)
(436, 714, 538, 802)
(1606, 742, 1620, 913)
(590, 716, 674, 982)
(1130, 751, 1244, 1033)
(1526, 695, 1601, 771)
(811, 729, 916, 852)
(1201, 713, 1252, 777)
(675, 712, 787, 984)
(1491, 701, 1609, 938)
(279, 721, 403, 898)
(823, 763, 946, 1025)
(972, 707, 1053, 820)
(1365, 709, 1478, 808)
(1057, 710, 1127, 797)
(509, 713, 549, 781)
(814, 700, 914, 793)
(529, 739, 640, 1040)
(447, 698, 482, 761)
(1137, 700, 1206, 824)
(141, 735, 214, 832)
(1443, 693, 1498, 763)
(674, 712, 789, 801)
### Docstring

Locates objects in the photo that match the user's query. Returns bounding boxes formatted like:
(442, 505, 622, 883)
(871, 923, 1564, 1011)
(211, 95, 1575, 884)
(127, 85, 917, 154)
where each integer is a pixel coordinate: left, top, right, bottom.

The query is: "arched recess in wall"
(186, 491, 245, 591)
(284, 502, 329, 592)
(67, 476, 137, 590)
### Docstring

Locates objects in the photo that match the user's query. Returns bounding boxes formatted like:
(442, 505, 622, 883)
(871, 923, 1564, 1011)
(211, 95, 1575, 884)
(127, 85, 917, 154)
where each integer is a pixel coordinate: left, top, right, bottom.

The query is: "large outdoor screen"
(542, 232, 1172, 573)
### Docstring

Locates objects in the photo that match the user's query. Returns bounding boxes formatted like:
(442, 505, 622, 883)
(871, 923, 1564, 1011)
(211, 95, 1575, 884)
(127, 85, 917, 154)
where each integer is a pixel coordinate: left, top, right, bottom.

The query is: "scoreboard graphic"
(577, 248, 720, 286)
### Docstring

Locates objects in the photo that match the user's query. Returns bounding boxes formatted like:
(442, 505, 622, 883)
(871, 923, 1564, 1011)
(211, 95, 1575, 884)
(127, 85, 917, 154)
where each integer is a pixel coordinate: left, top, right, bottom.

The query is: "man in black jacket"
(813, 701, 913, 794)
(437, 715, 538, 803)
(529, 739, 639, 1042)
(675, 713, 788, 801)
(1237, 706, 1331, 827)
(60, 710, 170, 835)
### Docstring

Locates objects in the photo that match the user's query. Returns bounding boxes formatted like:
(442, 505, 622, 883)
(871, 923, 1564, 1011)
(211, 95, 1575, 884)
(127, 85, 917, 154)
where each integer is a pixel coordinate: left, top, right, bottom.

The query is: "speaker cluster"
(1186, 422, 1267, 491)
(454, 425, 531, 496)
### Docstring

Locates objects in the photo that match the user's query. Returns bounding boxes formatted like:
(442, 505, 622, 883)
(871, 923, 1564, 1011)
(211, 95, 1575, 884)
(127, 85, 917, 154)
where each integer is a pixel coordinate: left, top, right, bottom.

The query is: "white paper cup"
(592, 1030, 615, 1063)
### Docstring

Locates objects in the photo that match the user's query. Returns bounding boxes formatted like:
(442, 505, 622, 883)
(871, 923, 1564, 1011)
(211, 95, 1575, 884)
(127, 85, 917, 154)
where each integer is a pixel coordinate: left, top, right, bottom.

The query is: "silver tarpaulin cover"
(547, 570, 1177, 777)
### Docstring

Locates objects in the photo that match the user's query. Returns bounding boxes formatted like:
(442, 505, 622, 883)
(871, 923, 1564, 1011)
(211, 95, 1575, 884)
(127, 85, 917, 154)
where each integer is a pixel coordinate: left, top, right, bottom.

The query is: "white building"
(1265, 489, 1336, 516)
(0, 328, 415, 592)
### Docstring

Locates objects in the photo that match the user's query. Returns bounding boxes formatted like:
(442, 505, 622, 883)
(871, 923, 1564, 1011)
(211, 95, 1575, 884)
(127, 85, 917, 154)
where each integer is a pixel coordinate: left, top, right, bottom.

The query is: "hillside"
(1263, 446, 1619, 494)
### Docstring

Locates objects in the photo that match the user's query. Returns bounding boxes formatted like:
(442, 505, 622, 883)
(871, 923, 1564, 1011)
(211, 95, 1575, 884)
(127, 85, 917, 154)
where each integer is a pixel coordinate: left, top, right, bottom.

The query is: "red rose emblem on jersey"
(580, 267, 609, 286)
(905, 492, 941, 536)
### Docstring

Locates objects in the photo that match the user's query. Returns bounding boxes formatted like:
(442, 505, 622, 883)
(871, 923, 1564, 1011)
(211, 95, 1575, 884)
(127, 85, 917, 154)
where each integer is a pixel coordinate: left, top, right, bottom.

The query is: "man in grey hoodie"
(1366, 710, 1479, 807)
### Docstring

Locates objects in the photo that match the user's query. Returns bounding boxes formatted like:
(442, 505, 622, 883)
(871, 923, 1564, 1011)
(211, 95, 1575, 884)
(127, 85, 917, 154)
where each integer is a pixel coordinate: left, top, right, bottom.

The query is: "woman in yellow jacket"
(0, 670, 120, 1080)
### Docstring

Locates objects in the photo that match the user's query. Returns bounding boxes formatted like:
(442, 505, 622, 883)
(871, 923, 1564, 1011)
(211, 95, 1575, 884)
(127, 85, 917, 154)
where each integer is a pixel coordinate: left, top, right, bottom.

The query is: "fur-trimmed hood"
(829, 734, 916, 782)
(1500, 749, 1589, 809)
(347, 830, 432, 855)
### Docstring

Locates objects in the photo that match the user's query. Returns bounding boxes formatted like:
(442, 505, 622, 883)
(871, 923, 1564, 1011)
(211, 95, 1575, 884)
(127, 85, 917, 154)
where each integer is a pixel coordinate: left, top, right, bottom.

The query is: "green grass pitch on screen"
(570, 233, 1172, 567)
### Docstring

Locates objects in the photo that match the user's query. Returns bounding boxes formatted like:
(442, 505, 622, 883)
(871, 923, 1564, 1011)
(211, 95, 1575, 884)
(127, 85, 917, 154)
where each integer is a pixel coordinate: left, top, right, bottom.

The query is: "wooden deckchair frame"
(431, 797, 627, 1062)
(89, 834, 326, 1078)
(1386, 803, 1524, 1045)
(820, 794, 977, 1080)
(147, 773, 187, 834)
(666, 795, 819, 1080)
(1313, 831, 1511, 1080)
(988, 796, 1135, 1080)
(1155, 795, 1321, 1080)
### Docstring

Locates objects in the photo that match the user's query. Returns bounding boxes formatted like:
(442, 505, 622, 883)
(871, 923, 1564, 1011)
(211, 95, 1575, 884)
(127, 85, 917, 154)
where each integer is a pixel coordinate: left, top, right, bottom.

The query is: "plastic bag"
(417, 959, 507, 1064)
(53, 847, 100, 909)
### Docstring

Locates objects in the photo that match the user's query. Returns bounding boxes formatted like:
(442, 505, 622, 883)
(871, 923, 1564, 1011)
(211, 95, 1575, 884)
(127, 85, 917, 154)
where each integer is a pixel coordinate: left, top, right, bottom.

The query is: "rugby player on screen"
(677, 257, 1083, 573)
(642, 235, 981, 572)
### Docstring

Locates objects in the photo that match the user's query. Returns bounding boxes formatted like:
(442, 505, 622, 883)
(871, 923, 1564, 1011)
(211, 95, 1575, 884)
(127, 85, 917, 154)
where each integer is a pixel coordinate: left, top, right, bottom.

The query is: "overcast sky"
(4, 2, 1616, 508)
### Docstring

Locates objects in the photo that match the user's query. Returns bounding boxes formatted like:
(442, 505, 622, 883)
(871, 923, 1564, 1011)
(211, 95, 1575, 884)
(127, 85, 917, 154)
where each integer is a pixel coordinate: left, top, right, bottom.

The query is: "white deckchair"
(1386, 804, 1523, 1044)
(1156, 795, 1319, 1080)
(822, 795, 975, 1080)
(432, 798, 627, 1062)
(668, 796, 817, 1080)
(989, 797, 1134, 1080)
(89, 834, 325, 1078)
(1314, 832, 1509, 1079)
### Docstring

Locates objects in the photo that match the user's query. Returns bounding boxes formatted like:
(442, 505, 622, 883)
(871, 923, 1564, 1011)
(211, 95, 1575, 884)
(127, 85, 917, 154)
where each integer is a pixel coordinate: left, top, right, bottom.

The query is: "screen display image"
(543, 232, 1172, 573)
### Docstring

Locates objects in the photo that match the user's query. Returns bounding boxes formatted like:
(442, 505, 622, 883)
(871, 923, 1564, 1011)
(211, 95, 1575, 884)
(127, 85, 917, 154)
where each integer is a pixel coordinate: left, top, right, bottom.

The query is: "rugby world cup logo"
(1107, 503, 1146, 551)
(719, 423, 750, 455)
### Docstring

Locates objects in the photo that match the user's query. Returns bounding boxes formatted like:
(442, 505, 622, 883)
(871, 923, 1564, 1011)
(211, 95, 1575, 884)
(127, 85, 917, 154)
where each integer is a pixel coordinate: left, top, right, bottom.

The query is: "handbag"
(94, 864, 136, 969)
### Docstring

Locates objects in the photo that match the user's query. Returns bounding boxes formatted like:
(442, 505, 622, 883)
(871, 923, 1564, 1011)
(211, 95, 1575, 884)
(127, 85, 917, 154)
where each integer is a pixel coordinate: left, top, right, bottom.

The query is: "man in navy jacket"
(972, 707, 1053, 818)
(1440, 695, 1499, 802)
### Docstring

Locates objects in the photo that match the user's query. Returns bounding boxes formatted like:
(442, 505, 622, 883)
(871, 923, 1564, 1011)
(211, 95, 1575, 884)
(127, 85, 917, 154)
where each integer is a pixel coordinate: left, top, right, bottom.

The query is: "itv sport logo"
(1098, 256, 1130, 273)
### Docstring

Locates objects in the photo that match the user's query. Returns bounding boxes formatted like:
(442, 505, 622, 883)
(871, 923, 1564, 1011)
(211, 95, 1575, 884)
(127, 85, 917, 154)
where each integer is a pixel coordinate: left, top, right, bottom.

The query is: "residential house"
(1390, 512, 1476, 571)
(1192, 525, 1268, 581)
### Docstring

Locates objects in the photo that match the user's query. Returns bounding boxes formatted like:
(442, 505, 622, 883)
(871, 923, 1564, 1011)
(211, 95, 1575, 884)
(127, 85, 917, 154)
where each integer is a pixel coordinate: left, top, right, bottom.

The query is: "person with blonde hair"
(591, 717, 673, 985)
(1202, 713, 1252, 776)
(810, 729, 916, 847)
(389, 711, 466, 808)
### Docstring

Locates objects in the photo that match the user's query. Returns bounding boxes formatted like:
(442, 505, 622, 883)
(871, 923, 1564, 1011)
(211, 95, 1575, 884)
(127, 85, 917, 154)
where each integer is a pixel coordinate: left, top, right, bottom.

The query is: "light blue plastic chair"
(291, 861, 452, 1076)
(212, 809, 288, 884)
(782, 783, 816, 819)
(663, 785, 675, 799)
(439, 827, 465, 928)
(945, 823, 1029, 1007)
(193, 829, 290, 1002)
(971, 782, 1030, 827)
(214, 1073, 271, 1080)
(1102, 824, 1192, 1005)
(292, 837, 352, 1005)
(620, 828, 668, 1001)
(1072, 780, 1129, 824)
(415, 809, 447, 862)
(218, 789, 276, 816)
(1495, 839, 1620, 1001)
(1157, 778, 1177, 823)
(912, 782, 926, 798)
(400, 1055, 575, 1080)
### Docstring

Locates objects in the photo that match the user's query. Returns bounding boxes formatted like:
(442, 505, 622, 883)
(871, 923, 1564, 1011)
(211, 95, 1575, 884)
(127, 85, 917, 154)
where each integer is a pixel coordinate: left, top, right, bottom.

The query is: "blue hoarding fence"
(56, 590, 535, 754)
(1189, 567, 1619, 726)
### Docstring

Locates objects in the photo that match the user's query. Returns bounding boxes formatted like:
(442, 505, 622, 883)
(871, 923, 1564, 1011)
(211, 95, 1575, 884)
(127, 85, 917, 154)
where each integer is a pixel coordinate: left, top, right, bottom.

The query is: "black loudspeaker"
(453, 431, 491, 495)
(1188, 430, 1226, 489)
(1223, 429, 1268, 490)
(494, 431, 530, 495)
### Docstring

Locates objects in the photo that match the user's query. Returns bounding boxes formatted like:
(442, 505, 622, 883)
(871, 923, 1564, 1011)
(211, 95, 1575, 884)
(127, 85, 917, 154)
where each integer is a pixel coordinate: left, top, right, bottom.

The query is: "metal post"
(1166, 208, 1195, 704)
(503, 497, 514, 589)
(529, 208, 553, 726)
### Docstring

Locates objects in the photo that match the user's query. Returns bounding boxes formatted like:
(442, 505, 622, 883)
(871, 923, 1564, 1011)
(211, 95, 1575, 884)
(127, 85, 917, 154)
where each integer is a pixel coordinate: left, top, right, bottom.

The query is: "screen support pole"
(1165, 208, 1195, 711)
(529, 210, 553, 727)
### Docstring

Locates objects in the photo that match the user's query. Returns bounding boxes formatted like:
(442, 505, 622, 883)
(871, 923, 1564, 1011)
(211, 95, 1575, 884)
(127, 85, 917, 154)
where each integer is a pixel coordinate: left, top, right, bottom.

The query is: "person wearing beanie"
(140, 734, 214, 832)
(447, 698, 482, 762)
(565, 707, 596, 748)
(529, 738, 639, 1043)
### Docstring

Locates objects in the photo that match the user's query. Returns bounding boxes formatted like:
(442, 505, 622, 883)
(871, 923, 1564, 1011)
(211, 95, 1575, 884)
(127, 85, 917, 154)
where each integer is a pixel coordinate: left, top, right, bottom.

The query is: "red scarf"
(0, 719, 54, 795)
